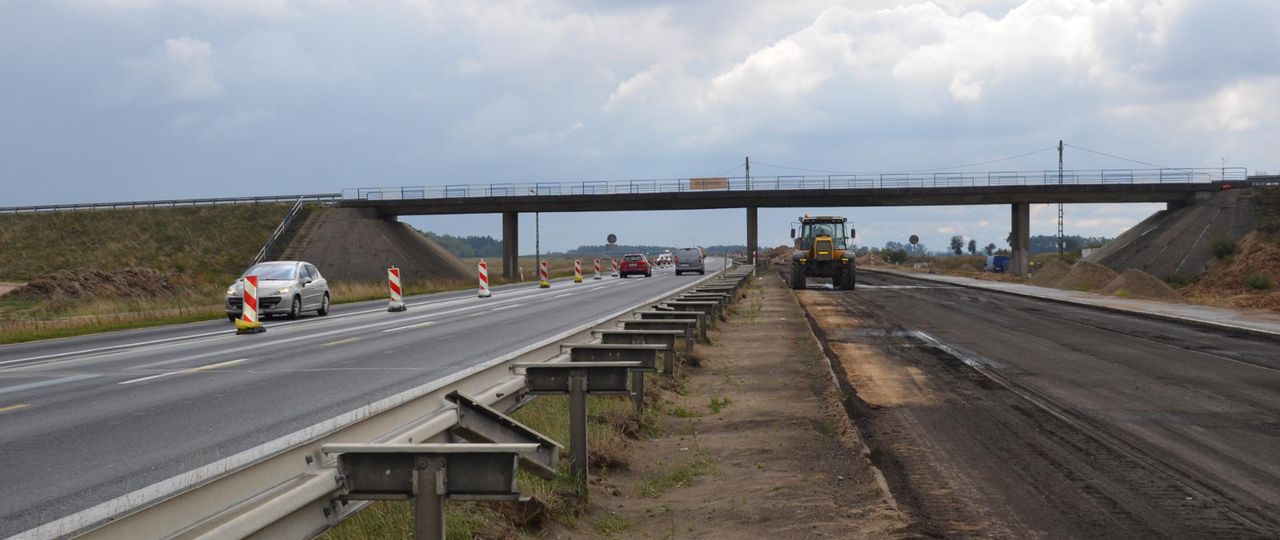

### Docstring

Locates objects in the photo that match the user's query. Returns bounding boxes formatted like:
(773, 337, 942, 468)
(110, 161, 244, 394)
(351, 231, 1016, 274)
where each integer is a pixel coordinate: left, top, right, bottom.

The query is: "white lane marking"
(859, 285, 959, 289)
(381, 321, 435, 334)
(118, 359, 247, 386)
(0, 374, 103, 397)
(553, 293, 574, 298)
(323, 338, 361, 347)
(491, 303, 525, 312)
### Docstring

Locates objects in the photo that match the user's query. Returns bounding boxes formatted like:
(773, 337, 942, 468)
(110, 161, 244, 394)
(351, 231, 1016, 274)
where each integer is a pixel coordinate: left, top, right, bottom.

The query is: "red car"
(619, 253, 652, 278)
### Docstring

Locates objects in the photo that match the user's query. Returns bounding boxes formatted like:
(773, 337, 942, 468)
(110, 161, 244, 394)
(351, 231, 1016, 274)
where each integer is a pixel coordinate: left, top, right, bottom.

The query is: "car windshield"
(243, 263, 296, 280)
(624, 255, 644, 261)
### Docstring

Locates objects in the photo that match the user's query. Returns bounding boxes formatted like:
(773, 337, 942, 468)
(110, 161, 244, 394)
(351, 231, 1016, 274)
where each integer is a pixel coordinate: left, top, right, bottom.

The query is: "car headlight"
(226, 287, 237, 296)
(276, 287, 292, 295)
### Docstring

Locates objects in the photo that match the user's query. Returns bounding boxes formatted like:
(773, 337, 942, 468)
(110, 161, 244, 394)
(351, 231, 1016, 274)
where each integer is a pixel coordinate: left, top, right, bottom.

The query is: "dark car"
(619, 253, 652, 278)
(674, 247, 705, 275)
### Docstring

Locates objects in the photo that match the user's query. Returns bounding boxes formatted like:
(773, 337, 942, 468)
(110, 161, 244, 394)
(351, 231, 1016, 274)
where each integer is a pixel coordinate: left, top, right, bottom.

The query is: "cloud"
(128, 37, 224, 100)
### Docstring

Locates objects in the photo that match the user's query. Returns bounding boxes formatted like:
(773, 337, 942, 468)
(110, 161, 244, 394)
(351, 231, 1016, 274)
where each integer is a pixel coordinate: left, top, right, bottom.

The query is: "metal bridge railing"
(341, 167, 1248, 202)
(0, 193, 343, 214)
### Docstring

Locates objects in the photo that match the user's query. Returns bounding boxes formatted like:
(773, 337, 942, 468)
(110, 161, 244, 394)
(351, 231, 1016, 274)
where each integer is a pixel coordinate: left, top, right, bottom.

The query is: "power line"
(1062, 143, 1168, 169)
(709, 163, 744, 177)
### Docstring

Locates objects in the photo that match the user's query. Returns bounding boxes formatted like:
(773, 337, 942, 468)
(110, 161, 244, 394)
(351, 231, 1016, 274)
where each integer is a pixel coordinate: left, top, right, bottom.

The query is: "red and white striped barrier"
(593, 258, 602, 280)
(539, 261, 550, 288)
(234, 275, 265, 334)
(610, 258, 618, 277)
(573, 259, 583, 283)
(388, 267, 407, 312)
(478, 260, 492, 298)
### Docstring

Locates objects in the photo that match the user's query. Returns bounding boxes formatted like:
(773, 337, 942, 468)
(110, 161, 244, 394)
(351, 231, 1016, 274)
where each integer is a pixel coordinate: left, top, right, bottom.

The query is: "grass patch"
(592, 513, 633, 538)
(1211, 236, 1237, 259)
(1246, 273, 1272, 290)
(637, 452, 717, 497)
(707, 394, 732, 414)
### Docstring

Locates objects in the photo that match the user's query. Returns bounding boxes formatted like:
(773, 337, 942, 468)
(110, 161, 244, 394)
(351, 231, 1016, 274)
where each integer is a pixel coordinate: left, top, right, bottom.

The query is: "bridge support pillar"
(502, 211, 518, 279)
(746, 206, 758, 265)
(1011, 203, 1030, 277)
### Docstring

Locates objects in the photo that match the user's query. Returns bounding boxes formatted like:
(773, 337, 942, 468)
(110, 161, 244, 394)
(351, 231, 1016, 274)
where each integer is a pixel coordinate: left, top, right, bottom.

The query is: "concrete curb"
(862, 267, 1280, 340)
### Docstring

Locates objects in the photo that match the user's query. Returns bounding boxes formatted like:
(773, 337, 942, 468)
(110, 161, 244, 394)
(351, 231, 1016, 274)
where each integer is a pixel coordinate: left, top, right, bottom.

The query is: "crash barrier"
(539, 261, 551, 289)
(388, 267, 407, 312)
(593, 330, 684, 376)
(593, 258, 602, 280)
(569, 343, 667, 412)
(34, 264, 744, 540)
(235, 275, 266, 334)
(478, 260, 492, 298)
(574, 259, 583, 283)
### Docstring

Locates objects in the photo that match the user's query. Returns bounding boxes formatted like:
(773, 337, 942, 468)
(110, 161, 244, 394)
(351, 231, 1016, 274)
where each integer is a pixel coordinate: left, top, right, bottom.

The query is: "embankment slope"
(276, 207, 471, 283)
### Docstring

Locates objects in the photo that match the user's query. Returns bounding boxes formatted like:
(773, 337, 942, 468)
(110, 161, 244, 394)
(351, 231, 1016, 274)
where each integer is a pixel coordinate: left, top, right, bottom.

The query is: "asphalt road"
(0, 262, 724, 536)
(808, 270, 1280, 537)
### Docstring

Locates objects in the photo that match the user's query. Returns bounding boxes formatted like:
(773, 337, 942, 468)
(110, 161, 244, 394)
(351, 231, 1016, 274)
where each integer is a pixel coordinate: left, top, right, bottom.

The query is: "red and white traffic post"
(573, 259, 583, 283)
(593, 258, 602, 280)
(538, 261, 551, 288)
(478, 259, 492, 298)
(235, 275, 266, 334)
(387, 267, 407, 312)
(610, 258, 618, 277)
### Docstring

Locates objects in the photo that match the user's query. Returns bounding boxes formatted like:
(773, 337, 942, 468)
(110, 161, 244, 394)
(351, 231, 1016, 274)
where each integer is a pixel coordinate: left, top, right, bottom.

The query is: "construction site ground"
(796, 269, 1280, 538)
(551, 273, 906, 539)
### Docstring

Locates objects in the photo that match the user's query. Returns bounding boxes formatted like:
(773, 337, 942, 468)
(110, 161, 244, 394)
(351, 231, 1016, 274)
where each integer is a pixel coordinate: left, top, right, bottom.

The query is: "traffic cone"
(235, 275, 266, 334)
(388, 267, 407, 312)
(478, 260, 492, 298)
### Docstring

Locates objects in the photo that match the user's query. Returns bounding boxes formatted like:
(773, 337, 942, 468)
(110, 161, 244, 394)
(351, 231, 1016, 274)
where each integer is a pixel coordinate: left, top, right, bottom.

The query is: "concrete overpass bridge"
(338, 167, 1254, 277)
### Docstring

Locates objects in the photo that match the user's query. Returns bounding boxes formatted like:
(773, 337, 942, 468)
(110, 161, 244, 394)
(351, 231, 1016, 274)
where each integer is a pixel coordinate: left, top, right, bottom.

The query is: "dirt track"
(797, 270, 1280, 538)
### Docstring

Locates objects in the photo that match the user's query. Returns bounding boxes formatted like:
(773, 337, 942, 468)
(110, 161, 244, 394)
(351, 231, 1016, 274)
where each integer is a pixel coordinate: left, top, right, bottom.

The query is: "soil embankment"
(277, 207, 471, 283)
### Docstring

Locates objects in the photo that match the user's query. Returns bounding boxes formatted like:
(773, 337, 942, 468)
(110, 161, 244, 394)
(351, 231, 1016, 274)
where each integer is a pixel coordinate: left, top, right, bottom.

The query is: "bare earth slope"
(278, 207, 471, 282)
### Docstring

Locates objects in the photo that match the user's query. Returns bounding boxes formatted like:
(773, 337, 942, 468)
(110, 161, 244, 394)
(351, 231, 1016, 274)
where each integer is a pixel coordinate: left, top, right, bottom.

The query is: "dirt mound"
(1054, 261, 1119, 292)
(1100, 269, 1183, 303)
(1028, 259, 1071, 286)
(856, 253, 886, 266)
(8, 267, 176, 300)
(1190, 232, 1280, 295)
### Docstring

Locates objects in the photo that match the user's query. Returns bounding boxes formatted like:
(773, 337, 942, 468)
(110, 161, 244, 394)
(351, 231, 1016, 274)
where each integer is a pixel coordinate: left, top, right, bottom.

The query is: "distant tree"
(949, 235, 964, 255)
(883, 241, 908, 252)
(984, 243, 997, 256)
(883, 248, 909, 264)
(967, 239, 977, 255)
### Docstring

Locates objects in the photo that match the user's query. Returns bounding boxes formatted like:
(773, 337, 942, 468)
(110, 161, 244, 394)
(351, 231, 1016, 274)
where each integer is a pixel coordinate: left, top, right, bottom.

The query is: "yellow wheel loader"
(789, 215, 856, 290)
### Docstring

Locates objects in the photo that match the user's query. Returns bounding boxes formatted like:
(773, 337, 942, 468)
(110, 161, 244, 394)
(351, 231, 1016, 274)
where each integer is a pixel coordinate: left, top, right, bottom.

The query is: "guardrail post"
(569, 371, 588, 484)
(413, 457, 446, 539)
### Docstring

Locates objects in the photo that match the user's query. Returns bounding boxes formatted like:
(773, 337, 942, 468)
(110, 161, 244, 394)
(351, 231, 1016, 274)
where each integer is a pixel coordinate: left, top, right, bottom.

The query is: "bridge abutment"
(502, 211, 518, 279)
(1011, 202, 1030, 276)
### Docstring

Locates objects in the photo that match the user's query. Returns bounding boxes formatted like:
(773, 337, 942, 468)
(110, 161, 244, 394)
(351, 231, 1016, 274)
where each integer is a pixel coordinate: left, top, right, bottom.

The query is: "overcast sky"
(2, 0, 1276, 253)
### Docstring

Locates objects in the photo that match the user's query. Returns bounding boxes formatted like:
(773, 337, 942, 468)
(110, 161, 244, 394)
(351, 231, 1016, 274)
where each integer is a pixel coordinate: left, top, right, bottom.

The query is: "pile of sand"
(5, 267, 176, 300)
(1100, 269, 1183, 303)
(1028, 259, 1071, 286)
(1054, 261, 1119, 292)
(1190, 232, 1280, 294)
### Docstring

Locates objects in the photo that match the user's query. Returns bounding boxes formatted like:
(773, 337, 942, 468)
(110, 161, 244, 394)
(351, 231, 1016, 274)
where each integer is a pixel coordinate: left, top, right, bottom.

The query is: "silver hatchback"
(225, 261, 331, 321)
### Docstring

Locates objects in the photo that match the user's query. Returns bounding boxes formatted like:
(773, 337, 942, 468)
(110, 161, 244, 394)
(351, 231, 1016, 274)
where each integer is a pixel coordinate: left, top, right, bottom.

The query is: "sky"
(1, 0, 1277, 253)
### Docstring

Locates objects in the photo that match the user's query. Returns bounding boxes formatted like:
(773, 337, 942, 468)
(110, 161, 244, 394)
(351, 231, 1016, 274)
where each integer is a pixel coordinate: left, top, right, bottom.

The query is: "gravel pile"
(1028, 259, 1071, 286)
(1054, 261, 1119, 292)
(1101, 269, 1183, 303)
(5, 267, 176, 300)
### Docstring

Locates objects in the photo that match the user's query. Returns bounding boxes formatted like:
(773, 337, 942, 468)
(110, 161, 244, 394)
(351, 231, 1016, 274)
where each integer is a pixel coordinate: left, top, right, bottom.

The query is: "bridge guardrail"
(0, 193, 343, 214)
(340, 167, 1249, 201)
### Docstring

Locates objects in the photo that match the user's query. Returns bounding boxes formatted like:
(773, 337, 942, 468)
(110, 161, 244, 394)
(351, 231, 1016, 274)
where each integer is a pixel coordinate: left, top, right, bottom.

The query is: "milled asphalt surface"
(825, 270, 1280, 536)
(0, 263, 724, 536)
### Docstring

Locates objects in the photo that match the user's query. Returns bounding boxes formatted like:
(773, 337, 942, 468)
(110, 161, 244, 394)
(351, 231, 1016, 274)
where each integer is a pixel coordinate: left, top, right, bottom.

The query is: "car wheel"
(699, 270, 705, 275)
(288, 296, 301, 320)
(675, 270, 681, 276)
(227, 314, 237, 323)
(646, 271, 652, 277)
(317, 293, 330, 316)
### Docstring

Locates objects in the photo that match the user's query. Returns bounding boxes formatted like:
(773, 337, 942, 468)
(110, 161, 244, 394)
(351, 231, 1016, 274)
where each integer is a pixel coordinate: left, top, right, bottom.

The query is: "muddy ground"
(550, 273, 905, 539)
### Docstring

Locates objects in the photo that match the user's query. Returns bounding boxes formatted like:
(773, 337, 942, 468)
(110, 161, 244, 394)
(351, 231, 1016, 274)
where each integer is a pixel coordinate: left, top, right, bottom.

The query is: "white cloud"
(127, 37, 224, 100)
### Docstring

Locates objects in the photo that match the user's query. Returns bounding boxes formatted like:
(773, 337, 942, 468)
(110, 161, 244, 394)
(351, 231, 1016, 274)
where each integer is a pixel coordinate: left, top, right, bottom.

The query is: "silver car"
(674, 247, 705, 275)
(225, 261, 330, 321)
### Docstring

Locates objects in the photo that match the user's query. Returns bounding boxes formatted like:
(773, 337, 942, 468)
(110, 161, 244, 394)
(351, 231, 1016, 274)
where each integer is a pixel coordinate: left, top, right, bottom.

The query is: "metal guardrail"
(250, 197, 307, 266)
(341, 168, 1250, 201)
(20, 264, 742, 540)
(0, 194, 342, 214)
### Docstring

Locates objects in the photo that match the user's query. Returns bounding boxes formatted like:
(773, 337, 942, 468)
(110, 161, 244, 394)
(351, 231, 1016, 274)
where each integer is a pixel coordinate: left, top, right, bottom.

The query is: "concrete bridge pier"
(746, 207, 758, 265)
(1010, 203, 1030, 276)
(502, 211, 518, 279)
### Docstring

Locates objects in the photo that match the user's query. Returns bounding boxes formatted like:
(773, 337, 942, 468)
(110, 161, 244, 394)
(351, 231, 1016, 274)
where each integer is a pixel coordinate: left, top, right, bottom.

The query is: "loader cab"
(792, 219, 853, 249)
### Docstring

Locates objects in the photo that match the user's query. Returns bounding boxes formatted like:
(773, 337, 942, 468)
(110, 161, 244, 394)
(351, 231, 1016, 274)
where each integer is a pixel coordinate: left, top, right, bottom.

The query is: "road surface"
(0, 263, 720, 536)
(800, 270, 1280, 537)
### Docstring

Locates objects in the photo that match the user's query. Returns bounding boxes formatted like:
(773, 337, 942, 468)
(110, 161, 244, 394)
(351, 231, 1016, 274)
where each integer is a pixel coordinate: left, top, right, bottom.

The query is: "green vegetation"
(1246, 273, 1272, 290)
(882, 248, 908, 264)
(0, 204, 290, 281)
(636, 453, 717, 498)
(1211, 236, 1237, 259)
(707, 394, 732, 414)
(592, 513, 634, 537)
(420, 231, 502, 258)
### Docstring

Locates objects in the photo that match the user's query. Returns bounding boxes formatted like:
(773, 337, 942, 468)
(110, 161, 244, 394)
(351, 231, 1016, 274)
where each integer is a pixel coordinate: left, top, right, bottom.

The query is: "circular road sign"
(607, 233, 617, 244)
(909, 234, 919, 245)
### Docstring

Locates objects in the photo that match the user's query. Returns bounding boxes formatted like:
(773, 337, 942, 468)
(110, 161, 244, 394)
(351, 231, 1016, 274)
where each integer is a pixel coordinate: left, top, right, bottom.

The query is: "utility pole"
(745, 156, 751, 190)
(1057, 140, 1065, 258)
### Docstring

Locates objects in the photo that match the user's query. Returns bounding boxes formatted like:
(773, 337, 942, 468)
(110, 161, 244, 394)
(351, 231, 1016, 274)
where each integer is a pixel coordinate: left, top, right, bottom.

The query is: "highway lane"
(828, 270, 1280, 536)
(0, 262, 722, 536)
